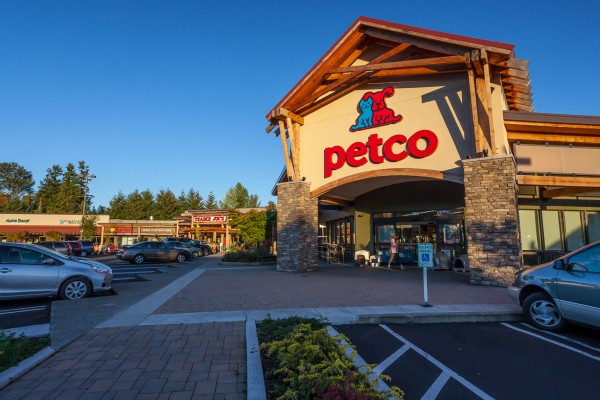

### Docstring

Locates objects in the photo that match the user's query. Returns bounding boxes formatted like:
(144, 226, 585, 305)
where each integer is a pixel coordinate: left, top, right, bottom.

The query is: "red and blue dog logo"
(349, 86, 403, 132)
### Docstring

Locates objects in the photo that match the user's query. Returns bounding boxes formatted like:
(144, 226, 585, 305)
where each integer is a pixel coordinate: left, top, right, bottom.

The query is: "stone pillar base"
(276, 181, 318, 272)
(463, 155, 523, 287)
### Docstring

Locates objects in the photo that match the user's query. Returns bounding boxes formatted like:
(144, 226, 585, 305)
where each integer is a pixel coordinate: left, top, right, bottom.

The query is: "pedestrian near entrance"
(387, 234, 406, 270)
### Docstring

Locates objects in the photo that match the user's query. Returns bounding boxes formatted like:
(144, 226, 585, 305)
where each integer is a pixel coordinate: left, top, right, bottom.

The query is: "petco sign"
(192, 215, 227, 223)
(323, 86, 439, 178)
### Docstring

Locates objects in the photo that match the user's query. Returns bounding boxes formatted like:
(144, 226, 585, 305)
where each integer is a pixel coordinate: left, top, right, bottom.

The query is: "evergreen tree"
(187, 188, 204, 210)
(125, 190, 148, 220)
(237, 210, 268, 249)
(248, 194, 261, 208)
(80, 215, 98, 239)
(177, 190, 188, 211)
(36, 165, 64, 213)
(77, 161, 94, 212)
(0, 162, 35, 201)
(140, 190, 155, 219)
(56, 163, 82, 213)
(154, 189, 181, 220)
(109, 192, 128, 219)
(205, 191, 218, 209)
(220, 182, 249, 210)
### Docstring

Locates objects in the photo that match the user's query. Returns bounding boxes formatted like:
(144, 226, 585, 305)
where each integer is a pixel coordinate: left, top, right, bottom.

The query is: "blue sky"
(1, 0, 598, 209)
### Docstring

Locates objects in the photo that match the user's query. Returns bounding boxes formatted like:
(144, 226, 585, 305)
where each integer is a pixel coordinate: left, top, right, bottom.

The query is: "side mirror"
(43, 258, 56, 265)
(554, 259, 565, 270)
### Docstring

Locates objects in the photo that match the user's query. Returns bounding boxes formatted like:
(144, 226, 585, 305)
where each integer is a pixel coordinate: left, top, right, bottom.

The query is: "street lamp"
(79, 172, 96, 239)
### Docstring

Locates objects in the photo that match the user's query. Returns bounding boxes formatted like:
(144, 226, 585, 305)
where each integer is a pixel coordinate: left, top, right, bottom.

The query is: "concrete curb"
(0, 346, 55, 390)
(2, 324, 49, 338)
(357, 311, 524, 325)
(246, 320, 267, 400)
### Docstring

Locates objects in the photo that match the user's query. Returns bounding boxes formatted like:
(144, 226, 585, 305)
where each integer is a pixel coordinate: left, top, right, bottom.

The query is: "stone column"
(463, 155, 523, 287)
(276, 181, 318, 272)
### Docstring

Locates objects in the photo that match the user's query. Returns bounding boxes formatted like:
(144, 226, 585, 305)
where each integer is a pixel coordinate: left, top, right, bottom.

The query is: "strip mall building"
(267, 17, 600, 286)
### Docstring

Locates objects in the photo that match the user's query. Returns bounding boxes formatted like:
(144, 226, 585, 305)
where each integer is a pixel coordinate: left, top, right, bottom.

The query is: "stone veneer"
(276, 181, 318, 272)
(463, 155, 523, 287)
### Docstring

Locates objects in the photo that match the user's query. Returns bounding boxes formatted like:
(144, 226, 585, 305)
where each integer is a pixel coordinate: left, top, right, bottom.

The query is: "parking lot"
(0, 253, 204, 331)
(334, 322, 600, 400)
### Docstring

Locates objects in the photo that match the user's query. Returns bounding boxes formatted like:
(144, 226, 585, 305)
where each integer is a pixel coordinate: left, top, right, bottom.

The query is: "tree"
(0, 162, 35, 200)
(53, 163, 83, 214)
(108, 192, 128, 219)
(125, 190, 154, 220)
(154, 189, 181, 220)
(205, 191, 218, 209)
(186, 188, 204, 210)
(36, 165, 64, 213)
(45, 231, 64, 241)
(6, 231, 27, 243)
(220, 182, 255, 210)
(236, 210, 268, 249)
(80, 215, 98, 239)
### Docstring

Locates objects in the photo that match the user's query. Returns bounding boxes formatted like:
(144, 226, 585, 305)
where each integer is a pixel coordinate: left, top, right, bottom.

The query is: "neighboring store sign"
(140, 227, 175, 234)
(192, 216, 227, 223)
(5, 218, 30, 223)
(349, 87, 403, 132)
(109, 227, 133, 233)
(59, 219, 80, 225)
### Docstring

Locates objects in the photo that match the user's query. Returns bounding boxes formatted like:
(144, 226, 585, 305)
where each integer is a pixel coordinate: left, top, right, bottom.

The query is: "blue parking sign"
(418, 244, 434, 268)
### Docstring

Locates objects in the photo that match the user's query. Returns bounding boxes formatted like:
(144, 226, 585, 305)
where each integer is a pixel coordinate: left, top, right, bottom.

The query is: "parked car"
(79, 240, 95, 257)
(508, 240, 600, 331)
(67, 241, 83, 256)
(117, 241, 190, 264)
(36, 241, 72, 256)
(164, 237, 213, 256)
(165, 241, 202, 259)
(0, 242, 113, 300)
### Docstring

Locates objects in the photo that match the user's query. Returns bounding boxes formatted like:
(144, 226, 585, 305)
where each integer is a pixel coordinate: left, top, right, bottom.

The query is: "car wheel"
(60, 277, 91, 300)
(523, 292, 566, 332)
(133, 254, 145, 264)
(80, 250, 88, 257)
(176, 253, 186, 263)
(201, 249, 207, 256)
(192, 251, 199, 259)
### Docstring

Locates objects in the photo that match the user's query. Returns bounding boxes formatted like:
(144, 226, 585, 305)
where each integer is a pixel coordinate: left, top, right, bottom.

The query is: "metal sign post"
(417, 243, 434, 307)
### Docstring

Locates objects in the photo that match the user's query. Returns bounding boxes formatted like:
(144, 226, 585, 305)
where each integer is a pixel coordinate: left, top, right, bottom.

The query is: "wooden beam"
(504, 91, 533, 101)
(294, 43, 412, 111)
(470, 49, 484, 76)
(466, 52, 483, 155)
(507, 132, 600, 145)
(517, 175, 600, 187)
(502, 76, 531, 87)
(286, 117, 300, 181)
(278, 120, 295, 180)
(542, 186, 600, 199)
(319, 196, 354, 207)
(481, 49, 496, 155)
(328, 55, 465, 74)
(270, 108, 304, 125)
(500, 68, 530, 79)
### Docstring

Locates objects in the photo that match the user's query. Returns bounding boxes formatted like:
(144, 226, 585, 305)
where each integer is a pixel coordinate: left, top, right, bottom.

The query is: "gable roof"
(267, 16, 531, 122)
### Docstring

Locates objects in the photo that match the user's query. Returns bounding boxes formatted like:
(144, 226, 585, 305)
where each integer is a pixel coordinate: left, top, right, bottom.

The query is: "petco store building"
(266, 17, 600, 286)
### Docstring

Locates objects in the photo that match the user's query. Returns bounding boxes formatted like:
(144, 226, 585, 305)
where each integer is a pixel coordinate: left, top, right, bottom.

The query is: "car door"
(0, 246, 60, 298)
(156, 242, 173, 262)
(555, 244, 600, 326)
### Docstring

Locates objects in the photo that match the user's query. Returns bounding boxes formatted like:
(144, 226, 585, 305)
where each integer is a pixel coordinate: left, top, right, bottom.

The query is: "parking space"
(334, 322, 600, 400)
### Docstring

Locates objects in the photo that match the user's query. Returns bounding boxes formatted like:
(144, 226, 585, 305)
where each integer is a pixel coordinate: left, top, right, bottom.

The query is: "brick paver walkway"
(0, 257, 515, 399)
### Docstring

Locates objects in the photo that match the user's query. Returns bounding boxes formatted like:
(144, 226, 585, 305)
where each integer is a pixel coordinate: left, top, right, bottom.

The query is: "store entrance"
(373, 212, 466, 267)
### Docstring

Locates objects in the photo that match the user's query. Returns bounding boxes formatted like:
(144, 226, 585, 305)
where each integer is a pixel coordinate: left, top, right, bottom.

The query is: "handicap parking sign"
(418, 243, 434, 268)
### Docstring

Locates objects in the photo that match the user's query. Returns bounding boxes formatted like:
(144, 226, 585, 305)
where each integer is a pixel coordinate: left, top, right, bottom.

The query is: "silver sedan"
(0, 242, 113, 300)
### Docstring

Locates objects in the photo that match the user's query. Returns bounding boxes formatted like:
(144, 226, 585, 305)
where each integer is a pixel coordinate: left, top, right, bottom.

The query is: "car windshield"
(29, 244, 71, 260)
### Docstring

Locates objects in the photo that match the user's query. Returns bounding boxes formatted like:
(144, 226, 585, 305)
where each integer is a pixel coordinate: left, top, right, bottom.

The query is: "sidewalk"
(0, 256, 521, 399)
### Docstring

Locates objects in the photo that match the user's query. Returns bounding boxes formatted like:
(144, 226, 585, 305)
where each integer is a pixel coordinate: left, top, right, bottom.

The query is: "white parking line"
(518, 322, 600, 354)
(0, 306, 47, 315)
(501, 323, 600, 362)
(380, 324, 494, 400)
(373, 344, 411, 376)
(421, 372, 451, 400)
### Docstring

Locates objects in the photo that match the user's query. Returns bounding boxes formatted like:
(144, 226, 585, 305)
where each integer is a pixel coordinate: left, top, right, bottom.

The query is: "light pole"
(79, 172, 96, 240)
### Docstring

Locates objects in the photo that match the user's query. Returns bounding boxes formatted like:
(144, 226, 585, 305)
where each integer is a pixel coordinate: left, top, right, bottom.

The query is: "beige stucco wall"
(299, 73, 509, 193)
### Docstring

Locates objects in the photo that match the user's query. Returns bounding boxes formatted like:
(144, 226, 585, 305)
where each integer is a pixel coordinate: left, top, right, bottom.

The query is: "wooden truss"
(266, 17, 535, 177)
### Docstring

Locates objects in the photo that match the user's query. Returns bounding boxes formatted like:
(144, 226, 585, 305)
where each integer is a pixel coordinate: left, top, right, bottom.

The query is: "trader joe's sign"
(192, 215, 227, 223)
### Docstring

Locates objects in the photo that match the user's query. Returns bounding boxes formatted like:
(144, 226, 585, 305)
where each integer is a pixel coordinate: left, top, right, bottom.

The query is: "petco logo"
(349, 87, 402, 132)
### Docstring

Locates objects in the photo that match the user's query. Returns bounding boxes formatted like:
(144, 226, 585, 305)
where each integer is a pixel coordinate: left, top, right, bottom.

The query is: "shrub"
(258, 316, 403, 400)
(222, 249, 275, 263)
(0, 331, 49, 373)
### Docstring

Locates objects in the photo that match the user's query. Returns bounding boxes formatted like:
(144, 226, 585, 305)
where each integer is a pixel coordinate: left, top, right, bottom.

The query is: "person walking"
(387, 234, 406, 270)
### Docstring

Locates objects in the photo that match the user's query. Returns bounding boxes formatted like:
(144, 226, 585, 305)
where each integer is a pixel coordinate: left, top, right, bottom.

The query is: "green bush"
(0, 331, 49, 373)
(222, 249, 275, 263)
(258, 317, 403, 400)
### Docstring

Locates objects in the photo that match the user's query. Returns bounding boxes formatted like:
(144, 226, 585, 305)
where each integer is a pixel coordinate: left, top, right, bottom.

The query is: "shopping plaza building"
(267, 17, 600, 286)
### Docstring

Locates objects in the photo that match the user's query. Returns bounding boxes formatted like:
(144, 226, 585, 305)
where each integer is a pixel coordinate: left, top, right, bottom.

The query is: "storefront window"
(542, 210, 562, 251)
(441, 224, 461, 244)
(588, 212, 600, 243)
(519, 210, 539, 250)
(376, 225, 395, 243)
(564, 211, 585, 251)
